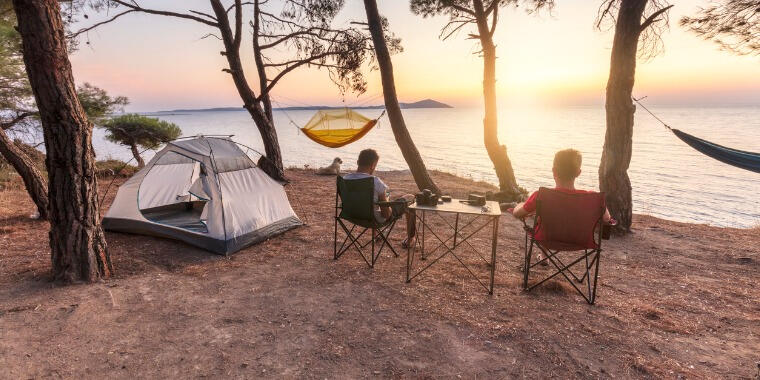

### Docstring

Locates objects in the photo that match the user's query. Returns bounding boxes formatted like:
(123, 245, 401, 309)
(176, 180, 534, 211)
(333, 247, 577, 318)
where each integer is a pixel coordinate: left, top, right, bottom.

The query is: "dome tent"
(102, 136, 301, 255)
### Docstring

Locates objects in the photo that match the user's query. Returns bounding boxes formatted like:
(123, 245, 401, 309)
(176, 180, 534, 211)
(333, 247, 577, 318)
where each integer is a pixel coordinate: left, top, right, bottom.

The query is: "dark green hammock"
(634, 98, 760, 174)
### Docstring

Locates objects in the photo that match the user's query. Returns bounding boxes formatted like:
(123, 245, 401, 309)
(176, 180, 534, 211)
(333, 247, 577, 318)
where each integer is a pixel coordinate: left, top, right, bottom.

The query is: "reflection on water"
(92, 106, 760, 228)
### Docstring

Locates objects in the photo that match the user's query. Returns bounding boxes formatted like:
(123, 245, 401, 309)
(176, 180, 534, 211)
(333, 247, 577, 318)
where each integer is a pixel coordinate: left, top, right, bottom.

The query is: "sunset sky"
(69, 1, 760, 112)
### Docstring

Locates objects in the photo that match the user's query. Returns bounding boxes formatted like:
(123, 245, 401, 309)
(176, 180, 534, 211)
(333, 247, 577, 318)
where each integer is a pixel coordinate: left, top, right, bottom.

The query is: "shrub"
(95, 159, 138, 178)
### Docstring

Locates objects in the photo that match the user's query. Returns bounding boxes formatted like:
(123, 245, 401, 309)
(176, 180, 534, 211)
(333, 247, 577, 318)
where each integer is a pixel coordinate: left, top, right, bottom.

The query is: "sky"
(68, 1, 760, 112)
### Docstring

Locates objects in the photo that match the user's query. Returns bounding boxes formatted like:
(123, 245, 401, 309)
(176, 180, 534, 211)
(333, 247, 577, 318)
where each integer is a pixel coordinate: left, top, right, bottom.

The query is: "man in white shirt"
(342, 149, 415, 244)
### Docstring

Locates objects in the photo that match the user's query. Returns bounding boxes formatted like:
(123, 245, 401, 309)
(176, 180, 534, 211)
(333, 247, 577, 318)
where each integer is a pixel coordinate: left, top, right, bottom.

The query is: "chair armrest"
(376, 200, 408, 207)
(521, 218, 535, 233)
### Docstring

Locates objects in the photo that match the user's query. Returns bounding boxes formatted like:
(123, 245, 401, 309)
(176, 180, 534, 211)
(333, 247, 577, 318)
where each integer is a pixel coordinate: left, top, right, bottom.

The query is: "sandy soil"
(1, 169, 758, 379)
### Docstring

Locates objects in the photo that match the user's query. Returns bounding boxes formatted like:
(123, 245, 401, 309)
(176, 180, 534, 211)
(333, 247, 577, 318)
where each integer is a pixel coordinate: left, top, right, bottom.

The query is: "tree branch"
(107, 0, 219, 27)
(258, 28, 341, 49)
(262, 51, 335, 68)
(233, 0, 243, 49)
(451, 4, 476, 16)
(0, 112, 34, 131)
(489, 5, 498, 37)
(188, 10, 218, 22)
(227, 1, 255, 13)
(199, 33, 223, 41)
(485, 0, 499, 17)
(596, 0, 616, 29)
(640, 4, 674, 31)
(67, 9, 137, 39)
(440, 18, 472, 40)
(259, 51, 342, 97)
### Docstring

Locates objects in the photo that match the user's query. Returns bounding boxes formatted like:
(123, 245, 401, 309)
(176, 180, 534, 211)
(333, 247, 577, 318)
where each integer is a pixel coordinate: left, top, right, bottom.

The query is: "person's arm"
(378, 192, 392, 219)
(603, 207, 615, 224)
(511, 192, 538, 220)
(511, 202, 531, 219)
(375, 177, 391, 219)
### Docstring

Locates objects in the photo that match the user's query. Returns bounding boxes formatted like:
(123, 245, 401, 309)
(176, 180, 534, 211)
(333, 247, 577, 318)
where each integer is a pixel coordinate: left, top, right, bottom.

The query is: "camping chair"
(522, 187, 612, 304)
(334, 176, 406, 268)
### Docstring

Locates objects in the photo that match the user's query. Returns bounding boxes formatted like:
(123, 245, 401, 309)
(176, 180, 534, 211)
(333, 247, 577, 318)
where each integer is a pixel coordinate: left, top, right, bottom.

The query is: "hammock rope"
(633, 97, 760, 173)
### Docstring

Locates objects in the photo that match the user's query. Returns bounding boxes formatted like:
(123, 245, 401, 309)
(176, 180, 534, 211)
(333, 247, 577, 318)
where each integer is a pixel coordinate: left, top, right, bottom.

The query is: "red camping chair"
(522, 187, 612, 304)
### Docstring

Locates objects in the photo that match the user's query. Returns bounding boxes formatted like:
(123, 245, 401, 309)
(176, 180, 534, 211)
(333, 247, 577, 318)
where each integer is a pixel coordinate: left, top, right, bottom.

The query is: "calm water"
(92, 106, 760, 228)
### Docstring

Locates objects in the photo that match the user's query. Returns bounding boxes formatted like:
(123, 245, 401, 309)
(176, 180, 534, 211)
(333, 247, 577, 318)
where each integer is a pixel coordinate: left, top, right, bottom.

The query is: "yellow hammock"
(300, 108, 384, 148)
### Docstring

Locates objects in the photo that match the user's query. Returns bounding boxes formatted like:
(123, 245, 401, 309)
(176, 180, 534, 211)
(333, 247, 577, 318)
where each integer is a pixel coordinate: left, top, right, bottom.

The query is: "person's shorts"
(375, 198, 409, 223)
(390, 198, 409, 218)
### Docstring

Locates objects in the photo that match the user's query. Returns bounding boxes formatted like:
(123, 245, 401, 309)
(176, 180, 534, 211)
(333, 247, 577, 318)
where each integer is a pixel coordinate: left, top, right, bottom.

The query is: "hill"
(160, 98, 452, 113)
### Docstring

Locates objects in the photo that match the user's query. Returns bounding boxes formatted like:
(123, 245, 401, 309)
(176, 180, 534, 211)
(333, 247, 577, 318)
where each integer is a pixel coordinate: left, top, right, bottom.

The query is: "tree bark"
(363, 0, 440, 194)
(472, 0, 521, 201)
(599, 0, 647, 233)
(210, 0, 285, 181)
(129, 142, 145, 168)
(13, 0, 112, 282)
(0, 128, 49, 219)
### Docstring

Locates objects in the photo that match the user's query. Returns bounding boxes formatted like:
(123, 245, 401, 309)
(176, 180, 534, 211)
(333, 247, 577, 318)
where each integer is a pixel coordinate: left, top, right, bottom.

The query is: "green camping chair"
(334, 176, 406, 268)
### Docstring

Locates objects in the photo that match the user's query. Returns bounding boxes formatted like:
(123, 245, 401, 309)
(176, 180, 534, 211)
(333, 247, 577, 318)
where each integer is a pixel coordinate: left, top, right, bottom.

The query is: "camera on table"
(466, 194, 486, 206)
(415, 189, 440, 207)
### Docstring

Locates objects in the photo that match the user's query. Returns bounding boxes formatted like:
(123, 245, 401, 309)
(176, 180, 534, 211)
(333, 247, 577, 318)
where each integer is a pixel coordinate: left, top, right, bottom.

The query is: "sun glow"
(69, 0, 760, 111)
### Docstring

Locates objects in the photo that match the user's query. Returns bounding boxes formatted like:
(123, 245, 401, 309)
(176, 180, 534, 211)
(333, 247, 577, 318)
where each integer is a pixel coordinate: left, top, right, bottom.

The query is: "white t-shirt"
(342, 172, 389, 203)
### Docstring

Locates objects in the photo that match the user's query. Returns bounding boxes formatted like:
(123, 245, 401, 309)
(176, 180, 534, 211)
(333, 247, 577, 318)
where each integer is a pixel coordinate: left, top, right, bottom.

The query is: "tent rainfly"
(103, 136, 302, 255)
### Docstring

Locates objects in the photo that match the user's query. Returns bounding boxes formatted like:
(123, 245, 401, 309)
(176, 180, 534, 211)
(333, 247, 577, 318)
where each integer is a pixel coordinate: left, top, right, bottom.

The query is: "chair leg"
(523, 238, 534, 289)
(335, 220, 373, 267)
(525, 245, 602, 304)
(333, 217, 338, 260)
(335, 223, 358, 260)
(370, 228, 376, 268)
(584, 250, 593, 297)
(590, 250, 601, 304)
(376, 219, 399, 258)
(579, 253, 598, 283)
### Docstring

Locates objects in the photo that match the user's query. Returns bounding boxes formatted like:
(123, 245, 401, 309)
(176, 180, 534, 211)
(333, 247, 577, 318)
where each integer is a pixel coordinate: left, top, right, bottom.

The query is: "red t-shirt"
(522, 187, 592, 242)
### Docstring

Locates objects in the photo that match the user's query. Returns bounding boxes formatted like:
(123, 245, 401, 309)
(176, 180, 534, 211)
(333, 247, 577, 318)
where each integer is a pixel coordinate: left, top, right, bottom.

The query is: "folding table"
(406, 199, 501, 294)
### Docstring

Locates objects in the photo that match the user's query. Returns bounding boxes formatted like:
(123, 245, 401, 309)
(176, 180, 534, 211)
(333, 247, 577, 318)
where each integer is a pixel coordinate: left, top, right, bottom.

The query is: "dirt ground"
(1, 169, 758, 379)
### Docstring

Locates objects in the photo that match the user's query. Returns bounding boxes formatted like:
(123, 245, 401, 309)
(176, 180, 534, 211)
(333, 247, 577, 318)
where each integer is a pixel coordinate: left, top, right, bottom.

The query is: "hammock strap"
(632, 96, 671, 130)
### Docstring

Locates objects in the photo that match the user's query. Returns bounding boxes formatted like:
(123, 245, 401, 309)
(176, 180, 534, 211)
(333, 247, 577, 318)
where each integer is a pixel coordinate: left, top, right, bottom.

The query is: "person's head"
(552, 149, 582, 187)
(357, 149, 379, 174)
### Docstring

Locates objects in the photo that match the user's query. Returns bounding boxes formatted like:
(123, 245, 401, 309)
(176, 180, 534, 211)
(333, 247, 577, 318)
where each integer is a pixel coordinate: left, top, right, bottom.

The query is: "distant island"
(160, 99, 452, 113)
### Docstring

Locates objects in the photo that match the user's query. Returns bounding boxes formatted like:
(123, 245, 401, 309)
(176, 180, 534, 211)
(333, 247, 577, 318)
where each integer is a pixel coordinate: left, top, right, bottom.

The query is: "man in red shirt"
(510, 149, 612, 254)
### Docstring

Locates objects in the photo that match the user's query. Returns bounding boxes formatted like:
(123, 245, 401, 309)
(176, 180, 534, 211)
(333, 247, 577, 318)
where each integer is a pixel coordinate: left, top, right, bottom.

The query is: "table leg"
(453, 213, 459, 248)
(490, 216, 499, 295)
(406, 233, 412, 283)
(421, 211, 426, 260)
(406, 209, 415, 283)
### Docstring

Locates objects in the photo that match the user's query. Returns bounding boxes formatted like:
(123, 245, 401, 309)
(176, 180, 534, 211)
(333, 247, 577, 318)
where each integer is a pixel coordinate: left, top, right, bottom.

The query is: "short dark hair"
(553, 149, 582, 181)
(357, 149, 379, 167)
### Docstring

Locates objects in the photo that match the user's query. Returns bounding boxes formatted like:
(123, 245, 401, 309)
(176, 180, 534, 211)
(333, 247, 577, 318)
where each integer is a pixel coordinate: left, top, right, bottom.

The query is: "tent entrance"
(137, 151, 210, 233)
(140, 201, 209, 233)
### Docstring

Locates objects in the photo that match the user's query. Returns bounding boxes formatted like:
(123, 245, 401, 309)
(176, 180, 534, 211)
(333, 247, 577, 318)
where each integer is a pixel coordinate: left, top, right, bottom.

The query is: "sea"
(91, 106, 760, 228)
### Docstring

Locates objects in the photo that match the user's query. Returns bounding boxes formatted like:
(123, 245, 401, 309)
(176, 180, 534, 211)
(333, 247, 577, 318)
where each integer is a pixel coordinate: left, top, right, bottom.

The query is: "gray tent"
(103, 136, 301, 255)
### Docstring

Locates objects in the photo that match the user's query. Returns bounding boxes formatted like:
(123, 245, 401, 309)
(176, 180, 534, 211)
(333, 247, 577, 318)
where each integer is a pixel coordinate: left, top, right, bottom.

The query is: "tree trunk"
(129, 142, 145, 168)
(210, 0, 285, 181)
(13, 0, 112, 282)
(252, 1, 274, 123)
(363, 0, 440, 194)
(0, 128, 49, 219)
(472, 0, 521, 201)
(599, 0, 647, 233)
